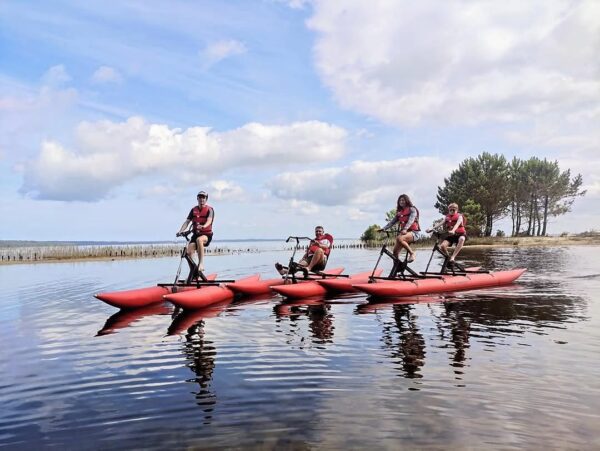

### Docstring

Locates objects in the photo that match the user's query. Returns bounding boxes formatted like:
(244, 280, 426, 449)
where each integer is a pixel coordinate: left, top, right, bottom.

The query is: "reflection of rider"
(177, 191, 214, 272)
(444, 303, 471, 369)
(182, 321, 216, 420)
(381, 305, 426, 378)
(273, 302, 335, 344)
(307, 304, 334, 342)
(381, 194, 422, 263)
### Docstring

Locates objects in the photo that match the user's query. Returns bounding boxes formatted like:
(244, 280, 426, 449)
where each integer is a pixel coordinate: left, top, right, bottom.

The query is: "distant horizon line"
(0, 238, 360, 245)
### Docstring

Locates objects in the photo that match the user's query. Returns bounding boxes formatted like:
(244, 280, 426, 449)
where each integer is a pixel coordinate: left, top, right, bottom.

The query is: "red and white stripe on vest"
(308, 233, 333, 256)
(445, 213, 466, 235)
(396, 206, 420, 232)
(191, 205, 213, 234)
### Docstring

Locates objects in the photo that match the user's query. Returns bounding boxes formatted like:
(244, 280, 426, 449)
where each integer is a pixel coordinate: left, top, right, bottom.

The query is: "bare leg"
(306, 248, 325, 271)
(440, 240, 451, 257)
(186, 242, 197, 262)
(196, 236, 208, 271)
(394, 232, 416, 262)
(450, 236, 466, 262)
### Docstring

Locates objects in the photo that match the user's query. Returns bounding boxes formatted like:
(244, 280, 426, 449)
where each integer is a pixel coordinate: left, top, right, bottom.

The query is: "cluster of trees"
(361, 153, 585, 240)
(436, 153, 585, 237)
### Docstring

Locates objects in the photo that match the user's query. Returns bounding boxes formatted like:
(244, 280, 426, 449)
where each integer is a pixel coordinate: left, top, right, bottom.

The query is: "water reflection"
(273, 300, 335, 345)
(181, 320, 217, 424)
(355, 274, 588, 383)
(96, 303, 172, 336)
(432, 302, 472, 377)
(381, 305, 426, 380)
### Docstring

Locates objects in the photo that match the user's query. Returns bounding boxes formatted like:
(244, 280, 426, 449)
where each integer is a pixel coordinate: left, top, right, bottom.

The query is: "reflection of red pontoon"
(353, 269, 526, 298)
(96, 303, 172, 335)
(167, 299, 233, 335)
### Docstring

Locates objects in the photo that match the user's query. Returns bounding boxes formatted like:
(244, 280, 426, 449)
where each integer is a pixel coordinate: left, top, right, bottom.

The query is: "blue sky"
(1, 0, 598, 241)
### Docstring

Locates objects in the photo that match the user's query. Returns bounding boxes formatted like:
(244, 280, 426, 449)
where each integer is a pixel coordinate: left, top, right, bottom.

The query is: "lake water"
(1, 245, 599, 449)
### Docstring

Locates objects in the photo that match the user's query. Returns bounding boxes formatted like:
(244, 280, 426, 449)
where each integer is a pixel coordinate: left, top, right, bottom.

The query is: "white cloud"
(308, 0, 600, 128)
(20, 117, 347, 201)
(201, 39, 247, 68)
(41, 65, 71, 86)
(138, 184, 180, 198)
(205, 180, 247, 202)
(268, 156, 450, 209)
(91, 66, 123, 84)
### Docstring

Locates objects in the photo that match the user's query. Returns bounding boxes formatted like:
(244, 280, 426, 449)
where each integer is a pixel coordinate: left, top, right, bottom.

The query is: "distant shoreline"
(0, 235, 597, 266)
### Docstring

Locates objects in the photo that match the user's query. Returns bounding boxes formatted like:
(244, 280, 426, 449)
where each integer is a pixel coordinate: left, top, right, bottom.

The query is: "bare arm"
(382, 215, 399, 231)
(177, 219, 191, 235)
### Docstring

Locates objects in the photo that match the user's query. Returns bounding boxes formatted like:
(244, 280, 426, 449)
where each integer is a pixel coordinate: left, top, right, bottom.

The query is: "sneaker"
(275, 262, 286, 275)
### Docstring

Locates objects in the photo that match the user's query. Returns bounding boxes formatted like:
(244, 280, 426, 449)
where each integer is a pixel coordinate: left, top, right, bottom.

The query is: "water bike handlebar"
(285, 236, 313, 244)
(176, 230, 193, 241)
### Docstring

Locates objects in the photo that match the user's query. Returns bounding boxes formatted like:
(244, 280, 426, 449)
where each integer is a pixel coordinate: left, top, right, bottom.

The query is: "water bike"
(95, 230, 240, 309)
(227, 236, 383, 300)
(352, 230, 526, 298)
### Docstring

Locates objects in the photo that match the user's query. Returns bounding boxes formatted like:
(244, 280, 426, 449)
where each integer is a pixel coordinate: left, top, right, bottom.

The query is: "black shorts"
(444, 234, 466, 246)
(301, 254, 327, 272)
(190, 233, 213, 247)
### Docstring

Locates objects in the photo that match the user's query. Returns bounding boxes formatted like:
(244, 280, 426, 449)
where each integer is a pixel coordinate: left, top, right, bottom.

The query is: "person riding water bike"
(426, 202, 467, 263)
(276, 226, 333, 276)
(380, 194, 422, 263)
(177, 191, 214, 272)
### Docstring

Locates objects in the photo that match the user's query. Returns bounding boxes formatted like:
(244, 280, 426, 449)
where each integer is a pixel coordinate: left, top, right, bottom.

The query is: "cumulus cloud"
(308, 0, 600, 127)
(205, 180, 247, 202)
(91, 66, 123, 84)
(20, 117, 347, 201)
(268, 157, 450, 209)
(201, 39, 247, 67)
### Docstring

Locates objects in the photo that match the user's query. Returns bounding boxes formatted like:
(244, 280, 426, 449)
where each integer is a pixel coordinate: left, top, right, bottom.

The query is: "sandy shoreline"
(0, 235, 597, 266)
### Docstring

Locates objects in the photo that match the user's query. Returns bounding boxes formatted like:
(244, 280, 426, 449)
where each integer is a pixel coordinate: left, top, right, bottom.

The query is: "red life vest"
(191, 205, 213, 234)
(308, 233, 333, 257)
(445, 213, 466, 235)
(396, 207, 420, 231)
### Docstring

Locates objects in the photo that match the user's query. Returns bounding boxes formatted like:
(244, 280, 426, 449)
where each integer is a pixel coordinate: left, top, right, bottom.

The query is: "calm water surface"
(1, 245, 599, 449)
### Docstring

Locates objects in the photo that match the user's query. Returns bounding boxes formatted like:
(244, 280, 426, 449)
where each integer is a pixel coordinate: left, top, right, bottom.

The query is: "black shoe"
(275, 262, 286, 275)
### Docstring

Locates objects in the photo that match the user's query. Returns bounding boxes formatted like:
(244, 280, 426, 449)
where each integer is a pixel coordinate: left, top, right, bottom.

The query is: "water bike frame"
(157, 230, 234, 290)
(368, 230, 489, 283)
(282, 236, 349, 284)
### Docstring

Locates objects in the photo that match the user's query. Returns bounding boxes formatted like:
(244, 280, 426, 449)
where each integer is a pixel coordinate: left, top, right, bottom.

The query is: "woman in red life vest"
(381, 194, 421, 263)
(427, 202, 466, 263)
(177, 191, 214, 272)
(276, 226, 333, 275)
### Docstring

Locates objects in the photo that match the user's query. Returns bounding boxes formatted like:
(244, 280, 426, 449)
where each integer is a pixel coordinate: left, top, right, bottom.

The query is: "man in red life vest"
(380, 194, 421, 263)
(427, 202, 466, 263)
(177, 191, 214, 272)
(276, 226, 333, 275)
